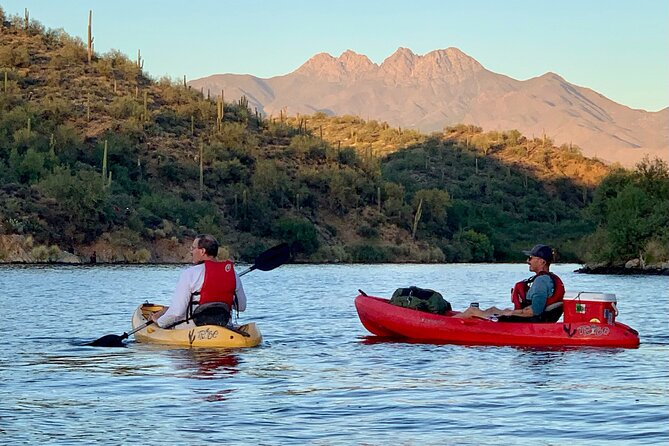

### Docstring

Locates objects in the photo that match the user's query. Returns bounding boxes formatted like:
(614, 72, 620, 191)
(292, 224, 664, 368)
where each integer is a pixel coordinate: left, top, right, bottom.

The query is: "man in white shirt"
(151, 234, 246, 328)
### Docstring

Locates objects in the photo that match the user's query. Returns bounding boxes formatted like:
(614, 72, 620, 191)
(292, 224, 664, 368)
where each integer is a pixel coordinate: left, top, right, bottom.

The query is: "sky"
(2, 0, 668, 111)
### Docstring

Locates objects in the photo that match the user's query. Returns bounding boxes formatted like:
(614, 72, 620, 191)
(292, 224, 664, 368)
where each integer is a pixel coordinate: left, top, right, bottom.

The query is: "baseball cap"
(522, 244, 553, 262)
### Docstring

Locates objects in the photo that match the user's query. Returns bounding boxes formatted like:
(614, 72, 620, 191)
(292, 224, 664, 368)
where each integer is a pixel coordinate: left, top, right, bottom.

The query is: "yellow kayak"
(131, 304, 262, 348)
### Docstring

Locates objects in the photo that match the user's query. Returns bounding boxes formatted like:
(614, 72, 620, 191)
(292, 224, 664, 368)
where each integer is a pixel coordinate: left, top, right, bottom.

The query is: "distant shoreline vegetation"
(0, 9, 667, 271)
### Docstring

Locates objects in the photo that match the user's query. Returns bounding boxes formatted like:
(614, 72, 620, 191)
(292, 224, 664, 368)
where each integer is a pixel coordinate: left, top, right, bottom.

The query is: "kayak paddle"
(237, 242, 291, 277)
(88, 320, 153, 347)
(88, 243, 291, 347)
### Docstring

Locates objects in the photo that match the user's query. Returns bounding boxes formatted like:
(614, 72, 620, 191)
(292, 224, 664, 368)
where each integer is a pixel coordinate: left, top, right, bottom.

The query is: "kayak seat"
(540, 302, 564, 323)
(192, 302, 232, 327)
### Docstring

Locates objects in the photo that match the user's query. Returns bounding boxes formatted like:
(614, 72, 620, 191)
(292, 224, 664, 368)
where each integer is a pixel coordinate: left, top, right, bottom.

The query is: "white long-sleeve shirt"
(156, 263, 247, 328)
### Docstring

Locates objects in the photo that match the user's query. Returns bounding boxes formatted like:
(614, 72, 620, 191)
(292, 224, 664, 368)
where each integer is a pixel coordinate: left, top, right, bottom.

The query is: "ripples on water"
(1, 263, 667, 445)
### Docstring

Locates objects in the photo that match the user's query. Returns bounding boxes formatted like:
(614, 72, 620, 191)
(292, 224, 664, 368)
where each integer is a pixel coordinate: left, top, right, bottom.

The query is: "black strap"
(187, 291, 200, 321)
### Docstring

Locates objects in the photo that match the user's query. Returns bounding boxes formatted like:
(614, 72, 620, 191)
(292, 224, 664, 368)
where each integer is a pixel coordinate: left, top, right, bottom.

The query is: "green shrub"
(125, 248, 151, 263)
(356, 224, 379, 238)
(109, 96, 143, 120)
(274, 216, 319, 255)
(30, 245, 49, 262)
(348, 243, 389, 262)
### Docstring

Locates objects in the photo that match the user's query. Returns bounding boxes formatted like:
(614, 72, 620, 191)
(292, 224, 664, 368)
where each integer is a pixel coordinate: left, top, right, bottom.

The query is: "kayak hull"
(132, 304, 262, 348)
(355, 295, 640, 348)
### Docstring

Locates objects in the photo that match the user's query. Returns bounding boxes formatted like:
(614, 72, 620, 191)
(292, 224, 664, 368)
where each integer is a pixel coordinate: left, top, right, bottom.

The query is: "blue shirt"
(527, 274, 554, 316)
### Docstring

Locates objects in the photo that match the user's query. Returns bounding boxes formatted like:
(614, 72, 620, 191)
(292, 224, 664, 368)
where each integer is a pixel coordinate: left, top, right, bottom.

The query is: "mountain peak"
(380, 47, 484, 82)
(338, 50, 376, 73)
(295, 47, 484, 83)
(295, 50, 375, 80)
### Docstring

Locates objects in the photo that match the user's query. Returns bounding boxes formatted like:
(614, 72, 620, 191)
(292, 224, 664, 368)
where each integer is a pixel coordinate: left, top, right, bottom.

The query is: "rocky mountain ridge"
(191, 47, 668, 167)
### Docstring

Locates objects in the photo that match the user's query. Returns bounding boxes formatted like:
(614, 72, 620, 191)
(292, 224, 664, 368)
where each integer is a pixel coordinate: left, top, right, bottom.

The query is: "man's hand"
(150, 307, 167, 323)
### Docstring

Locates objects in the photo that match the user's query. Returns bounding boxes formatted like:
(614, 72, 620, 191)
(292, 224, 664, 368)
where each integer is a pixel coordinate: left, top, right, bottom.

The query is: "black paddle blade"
(88, 333, 128, 347)
(253, 243, 291, 271)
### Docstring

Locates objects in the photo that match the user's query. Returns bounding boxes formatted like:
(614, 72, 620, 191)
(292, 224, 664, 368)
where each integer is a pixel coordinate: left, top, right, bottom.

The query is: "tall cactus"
(24, 8, 29, 29)
(412, 198, 423, 240)
(242, 189, 248, 219)
(101, 140, 108, 187)
(238, 95, 248, 109)
(199, 142, 204, 200)
(87, 10, 93, 64)
(143, 90, 148, 122)
(137, 49, 143, 69)
(216, 93, 223, 132)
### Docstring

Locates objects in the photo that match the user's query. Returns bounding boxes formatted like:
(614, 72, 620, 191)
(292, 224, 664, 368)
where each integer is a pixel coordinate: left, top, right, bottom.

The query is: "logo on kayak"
(576, 325, 610, 337)
(563, 324, 576, 337)
(188, 327, 219, 345)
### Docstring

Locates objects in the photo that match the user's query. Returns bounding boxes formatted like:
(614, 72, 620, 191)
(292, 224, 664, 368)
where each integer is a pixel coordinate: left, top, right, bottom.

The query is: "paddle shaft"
(126, 319, 154, 337)
(238, 266, 254, 277)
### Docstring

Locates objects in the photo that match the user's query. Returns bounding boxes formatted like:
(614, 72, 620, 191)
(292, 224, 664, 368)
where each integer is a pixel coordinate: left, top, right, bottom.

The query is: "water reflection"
(168, 348, 240, 380)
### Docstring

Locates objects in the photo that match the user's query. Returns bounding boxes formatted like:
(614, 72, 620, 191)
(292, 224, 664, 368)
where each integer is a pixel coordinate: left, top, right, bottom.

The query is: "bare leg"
(454, 306, 505, 319)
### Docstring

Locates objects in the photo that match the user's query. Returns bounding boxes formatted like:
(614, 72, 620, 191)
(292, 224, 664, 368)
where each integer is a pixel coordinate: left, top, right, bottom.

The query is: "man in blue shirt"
(455, 244, 556, 320)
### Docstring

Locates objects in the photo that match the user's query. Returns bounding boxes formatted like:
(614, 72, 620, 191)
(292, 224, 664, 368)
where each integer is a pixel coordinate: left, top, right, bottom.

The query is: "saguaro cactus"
(412, 198, 423, 240)
(199, 142, 204, 200)
(216, 93, 223, 132)
(87, 10, 93, 64)
(102, 140, 108, 187)
(143, 91, 148, 122)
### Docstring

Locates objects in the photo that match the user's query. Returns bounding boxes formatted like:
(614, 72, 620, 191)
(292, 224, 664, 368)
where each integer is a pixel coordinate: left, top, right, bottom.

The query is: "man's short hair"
(195, 234, 219, 257)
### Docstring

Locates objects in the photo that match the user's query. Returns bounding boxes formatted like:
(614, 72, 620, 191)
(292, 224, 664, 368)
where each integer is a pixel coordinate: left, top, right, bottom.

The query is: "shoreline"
(573, 265, 669, 276)
(2, 260, 667, 275)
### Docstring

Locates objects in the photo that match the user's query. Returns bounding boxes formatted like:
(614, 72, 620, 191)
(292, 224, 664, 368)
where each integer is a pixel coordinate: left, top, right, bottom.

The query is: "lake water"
(1, 263, 667, 445)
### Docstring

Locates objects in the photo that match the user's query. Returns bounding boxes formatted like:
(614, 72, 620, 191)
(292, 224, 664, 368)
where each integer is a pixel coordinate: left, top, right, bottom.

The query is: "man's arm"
(501, 306, 535, 317)
(155, 269, 194, 327)
(501, 275, 553, 317)
(234, 271, 247, 312)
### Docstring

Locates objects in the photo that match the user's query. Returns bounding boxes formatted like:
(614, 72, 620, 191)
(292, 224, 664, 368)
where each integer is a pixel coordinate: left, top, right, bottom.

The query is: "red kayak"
(355, 294, 640, 348)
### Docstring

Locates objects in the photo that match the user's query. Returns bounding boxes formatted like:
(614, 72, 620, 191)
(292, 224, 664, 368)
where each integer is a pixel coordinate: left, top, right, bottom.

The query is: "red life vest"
(198, 260, 237, 307)
(511, 271, 565, 313)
